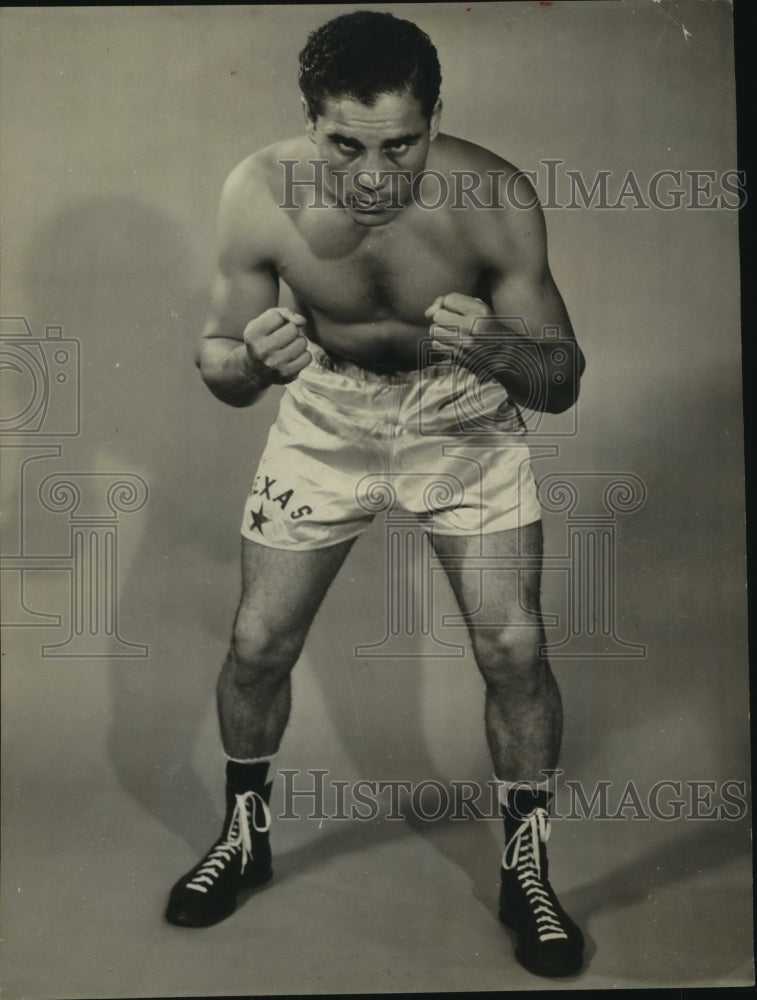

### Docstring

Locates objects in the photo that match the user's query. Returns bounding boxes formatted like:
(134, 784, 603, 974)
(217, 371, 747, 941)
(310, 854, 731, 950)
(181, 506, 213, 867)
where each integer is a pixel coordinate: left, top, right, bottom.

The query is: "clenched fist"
(243, 307, 312, 386)
(423, 292, 500, 373)
(425, 293, 493, 347)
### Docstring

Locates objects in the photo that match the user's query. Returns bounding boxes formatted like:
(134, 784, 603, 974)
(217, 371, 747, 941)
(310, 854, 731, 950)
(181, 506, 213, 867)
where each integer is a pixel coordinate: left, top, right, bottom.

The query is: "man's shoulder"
(222, 137, 309, 208)
(424, 134, 545, 272)
(430, 133, 521, 180)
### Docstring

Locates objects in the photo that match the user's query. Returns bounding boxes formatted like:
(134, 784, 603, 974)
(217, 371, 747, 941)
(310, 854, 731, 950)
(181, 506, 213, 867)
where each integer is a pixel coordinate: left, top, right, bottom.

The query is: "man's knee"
(230, 613, 304, 681)
(472, 624, 545, 691)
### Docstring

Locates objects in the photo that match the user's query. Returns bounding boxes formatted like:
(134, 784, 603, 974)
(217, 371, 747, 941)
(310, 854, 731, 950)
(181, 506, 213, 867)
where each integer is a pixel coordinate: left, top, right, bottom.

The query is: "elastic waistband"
(309, 345, 455, 384)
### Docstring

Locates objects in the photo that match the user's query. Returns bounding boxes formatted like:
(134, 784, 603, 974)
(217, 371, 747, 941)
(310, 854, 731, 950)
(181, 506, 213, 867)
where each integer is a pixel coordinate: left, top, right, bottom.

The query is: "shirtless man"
(166, 11, 586, 978)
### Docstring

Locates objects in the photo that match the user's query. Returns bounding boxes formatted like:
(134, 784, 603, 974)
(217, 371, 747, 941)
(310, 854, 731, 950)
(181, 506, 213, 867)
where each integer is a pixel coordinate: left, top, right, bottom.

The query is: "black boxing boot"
(498, 787, 584, 977)
(165, 760, 273, 927)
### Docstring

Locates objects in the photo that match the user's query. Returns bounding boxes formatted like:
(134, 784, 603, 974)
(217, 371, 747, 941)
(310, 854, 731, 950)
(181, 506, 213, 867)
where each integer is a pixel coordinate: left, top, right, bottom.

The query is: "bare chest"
(274, 210, 484, 325)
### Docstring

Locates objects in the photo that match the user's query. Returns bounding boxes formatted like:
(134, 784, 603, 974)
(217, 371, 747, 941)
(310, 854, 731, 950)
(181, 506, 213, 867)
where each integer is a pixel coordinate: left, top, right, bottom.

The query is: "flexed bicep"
(194, 156, 311, 406)
(200, 262, 280, 351)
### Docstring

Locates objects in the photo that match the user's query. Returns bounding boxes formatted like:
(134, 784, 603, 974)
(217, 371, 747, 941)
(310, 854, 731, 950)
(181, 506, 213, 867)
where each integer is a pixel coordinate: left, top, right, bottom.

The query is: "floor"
(3, 791, 753, 997)
(2, 676, 753, 997)
(2, 520, 753, 997)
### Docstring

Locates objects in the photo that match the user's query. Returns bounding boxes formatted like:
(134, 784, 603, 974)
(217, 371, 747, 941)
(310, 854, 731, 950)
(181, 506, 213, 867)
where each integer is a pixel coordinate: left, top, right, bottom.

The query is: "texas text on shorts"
(165, 10, 587, 979)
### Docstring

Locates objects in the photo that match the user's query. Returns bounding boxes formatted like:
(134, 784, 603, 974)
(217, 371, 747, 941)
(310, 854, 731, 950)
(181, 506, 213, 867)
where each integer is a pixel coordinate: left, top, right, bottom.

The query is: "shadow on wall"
(23, 196, 231, 846)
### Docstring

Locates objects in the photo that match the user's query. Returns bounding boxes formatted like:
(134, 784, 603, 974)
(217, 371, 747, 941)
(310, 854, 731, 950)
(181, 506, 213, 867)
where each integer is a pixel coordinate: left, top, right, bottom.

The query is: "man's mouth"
(350, 197, 389, 212)
(347, 191, 403, 213)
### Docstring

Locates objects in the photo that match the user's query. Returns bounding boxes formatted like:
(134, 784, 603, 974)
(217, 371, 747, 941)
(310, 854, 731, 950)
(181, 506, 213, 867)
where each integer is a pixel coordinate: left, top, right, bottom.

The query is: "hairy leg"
(217, 536, 355, 759)
(432, 522, 562, 780)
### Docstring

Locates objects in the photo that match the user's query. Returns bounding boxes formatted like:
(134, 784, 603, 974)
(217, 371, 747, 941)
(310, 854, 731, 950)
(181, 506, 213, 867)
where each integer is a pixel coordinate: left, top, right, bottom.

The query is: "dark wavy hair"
(299, 11, 442, 121)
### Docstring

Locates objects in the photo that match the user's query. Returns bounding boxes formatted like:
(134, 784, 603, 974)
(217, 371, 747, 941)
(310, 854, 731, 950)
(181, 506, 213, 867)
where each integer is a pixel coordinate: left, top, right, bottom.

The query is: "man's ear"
(301, 97, 317, 143)
(429, 99, 442, 142)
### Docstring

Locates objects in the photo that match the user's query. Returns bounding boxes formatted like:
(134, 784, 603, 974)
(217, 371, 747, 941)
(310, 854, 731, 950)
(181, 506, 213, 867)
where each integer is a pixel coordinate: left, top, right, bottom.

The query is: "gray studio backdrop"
(1, 2, 751, 996)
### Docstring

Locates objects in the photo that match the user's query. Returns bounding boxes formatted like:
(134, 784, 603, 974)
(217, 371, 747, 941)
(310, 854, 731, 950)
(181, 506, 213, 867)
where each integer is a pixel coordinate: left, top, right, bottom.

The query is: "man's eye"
(386, 144, 409, 155)
(336, 142, 358, 154)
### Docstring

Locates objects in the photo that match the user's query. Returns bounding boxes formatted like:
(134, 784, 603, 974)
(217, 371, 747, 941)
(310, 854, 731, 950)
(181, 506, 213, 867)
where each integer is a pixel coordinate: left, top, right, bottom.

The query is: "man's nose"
(357, 157, 392, 190)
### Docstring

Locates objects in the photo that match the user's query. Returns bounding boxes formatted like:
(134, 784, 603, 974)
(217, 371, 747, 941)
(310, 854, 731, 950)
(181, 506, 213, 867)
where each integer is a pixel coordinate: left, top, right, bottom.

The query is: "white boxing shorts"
(241, 346, 541, 550)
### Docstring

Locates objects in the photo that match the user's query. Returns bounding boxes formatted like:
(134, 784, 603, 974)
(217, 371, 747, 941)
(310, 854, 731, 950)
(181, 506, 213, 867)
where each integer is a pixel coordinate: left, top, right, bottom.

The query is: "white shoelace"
(501, 807, 568, 943)
(186, 790, 271, 894)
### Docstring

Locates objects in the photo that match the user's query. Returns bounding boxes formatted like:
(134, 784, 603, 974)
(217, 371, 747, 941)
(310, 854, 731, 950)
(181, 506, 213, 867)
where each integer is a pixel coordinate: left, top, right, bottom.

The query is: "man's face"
(305, 90, 440, 227)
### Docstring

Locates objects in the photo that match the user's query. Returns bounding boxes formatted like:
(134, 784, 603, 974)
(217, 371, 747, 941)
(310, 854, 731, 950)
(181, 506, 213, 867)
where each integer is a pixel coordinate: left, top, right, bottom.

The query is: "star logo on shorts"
(249, 503, 271, 534)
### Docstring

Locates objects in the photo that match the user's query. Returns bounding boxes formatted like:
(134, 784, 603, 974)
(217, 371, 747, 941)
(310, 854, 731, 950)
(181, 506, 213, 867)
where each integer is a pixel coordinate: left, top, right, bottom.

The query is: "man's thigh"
(237, 536, 355, 637)
(431, 522, 544, 633)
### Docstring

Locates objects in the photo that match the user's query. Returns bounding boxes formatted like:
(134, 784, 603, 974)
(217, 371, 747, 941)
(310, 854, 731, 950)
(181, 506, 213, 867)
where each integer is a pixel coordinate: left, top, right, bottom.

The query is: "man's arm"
(196, 160, 311, 408)
(426, 172, 585, 414)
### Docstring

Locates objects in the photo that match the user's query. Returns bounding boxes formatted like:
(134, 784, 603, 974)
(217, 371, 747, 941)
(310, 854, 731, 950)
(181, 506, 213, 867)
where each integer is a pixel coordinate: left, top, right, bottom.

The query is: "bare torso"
(257, 134, 506, 370)
(200, 122, 578, 408)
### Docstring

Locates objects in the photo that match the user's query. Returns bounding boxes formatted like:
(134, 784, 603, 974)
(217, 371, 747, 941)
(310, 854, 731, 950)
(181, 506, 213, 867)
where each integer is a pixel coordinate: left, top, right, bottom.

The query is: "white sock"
(226, 753, 276, 766)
